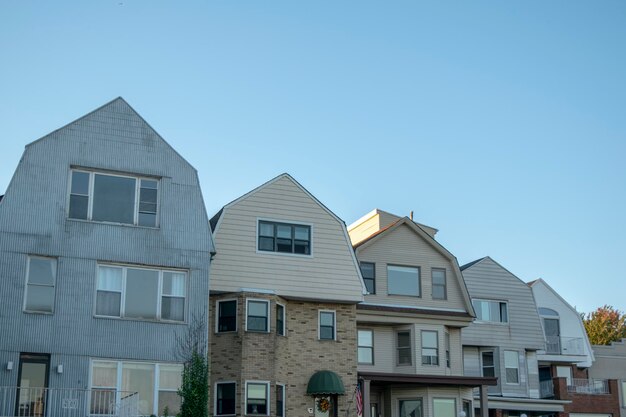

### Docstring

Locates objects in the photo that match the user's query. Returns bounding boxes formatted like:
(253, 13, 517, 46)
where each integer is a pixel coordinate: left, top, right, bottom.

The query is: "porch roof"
(359, 372, 497, 387)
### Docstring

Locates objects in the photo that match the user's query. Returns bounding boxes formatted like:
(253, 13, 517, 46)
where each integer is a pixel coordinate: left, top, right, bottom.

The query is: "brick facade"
(210, 292, 358, 417)
(553, 377, 621, 417)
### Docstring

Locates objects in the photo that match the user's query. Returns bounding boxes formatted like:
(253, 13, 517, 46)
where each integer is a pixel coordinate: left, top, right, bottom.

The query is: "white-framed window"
(481, 351, 495, 377)
(90, 360, 183, 416)
(472, 299, 508, 323)
(216, 299, 237, 333)
(68, 169, 159, 227)
(276, 384, 285, 417)
(396, 330, 412, 366)
(399, 398, 422, 417)
(360, 262, 376, 294)
(23, 256, 57, 314)
(433, 398, 456, 417)
(432, 268, 446, 300)
(276, 303, 286, 336)
(246, 299, 270, 332)
(246, 381, 270, 415)
(421, 331, 439, 365)
(215, 381, 236, 416)
(95, 264, 186, 322)
(556, 365, 572, 386)
(504, 350, 520, 384)
(358, 329, 374, 364)
(258, 220, 311, 255)
(319, 310, 336, 340)
(387, 265, 420, 296)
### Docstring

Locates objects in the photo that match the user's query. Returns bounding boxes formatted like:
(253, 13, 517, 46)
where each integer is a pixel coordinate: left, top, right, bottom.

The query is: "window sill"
(93, 315, 187, 325)
(245, 330, 270, 333)
(215, 330, 238, 334)
(67, 218, 159, 230)
(387, 293, 421, 298)
(23, 310, 54, 315)
(256, 249, 313, 259)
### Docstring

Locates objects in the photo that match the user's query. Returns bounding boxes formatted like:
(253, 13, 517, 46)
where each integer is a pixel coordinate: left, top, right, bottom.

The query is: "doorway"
(15, 353, 50, 417)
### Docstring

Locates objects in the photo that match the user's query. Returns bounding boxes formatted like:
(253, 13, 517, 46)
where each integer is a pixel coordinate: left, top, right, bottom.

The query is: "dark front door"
(15, 353, 50, 417)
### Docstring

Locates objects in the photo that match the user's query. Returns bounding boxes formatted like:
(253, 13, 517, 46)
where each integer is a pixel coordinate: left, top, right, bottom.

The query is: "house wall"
(210, 292, 358, 417)
(589, 340, 626, 417)
(0, 99, 213, 390)
(209, 175, 363, 302)
(355, 223, 467, 311)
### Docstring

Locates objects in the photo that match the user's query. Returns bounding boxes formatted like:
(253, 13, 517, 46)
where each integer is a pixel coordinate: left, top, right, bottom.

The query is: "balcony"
(545, 336, 585, 355)
(0, 386, 140, 417)
(567, 379, 610, 395)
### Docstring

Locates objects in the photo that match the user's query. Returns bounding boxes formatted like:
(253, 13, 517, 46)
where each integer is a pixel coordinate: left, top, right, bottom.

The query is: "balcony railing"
(567, 379, 610, 395)
(0, 386, 140, 417)
(539, 379, 554, 398)
(545, 336, 585, 355)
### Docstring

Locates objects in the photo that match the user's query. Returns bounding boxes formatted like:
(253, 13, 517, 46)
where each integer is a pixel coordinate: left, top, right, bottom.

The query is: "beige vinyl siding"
(348, 213, 384, 246)
(357, 224, 466, 311)
(210, 176, 363, 302)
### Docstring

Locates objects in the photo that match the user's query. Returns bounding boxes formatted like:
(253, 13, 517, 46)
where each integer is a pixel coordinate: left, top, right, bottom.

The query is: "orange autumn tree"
(583, 305, 626, 345)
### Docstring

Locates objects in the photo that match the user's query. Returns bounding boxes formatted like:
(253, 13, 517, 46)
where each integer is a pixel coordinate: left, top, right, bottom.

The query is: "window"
(276, 303, 285, 336)
(24, 256, 57, 313)
(319, 311, 336, 340)
(433, 399, 456, 417)
(399, 399, 422, 417)
(69, 169, 159, 227)
(504, 351, 520, 384)
(388, 265, 420, 296)
(246, 382, 269, 415)
(432, 269, 446, 300)
(276, 384, 285, 417)
(397, 331, 412, 365)
(90, 360, 183, 416)
(481, 351, 495, 377)
(556, 366, 572, 386)
(621, 381, 625, 407)
(462, 400, 473, 417)
(472, 299, 508, 323)
(445, 332, 450, 368)
(247, 299, 270, 332)
(258, 221, 311, 255)
(360, 262, 376, 294)
(95, 265, 186, 322)
(421, 331, 438, 365)
(215, 382, 236, 416)
(217, 300, 237, 333)
(358, 330, 374, 364)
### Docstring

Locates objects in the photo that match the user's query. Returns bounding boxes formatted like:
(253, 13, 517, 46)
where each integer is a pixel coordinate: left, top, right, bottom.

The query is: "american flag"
(355, 382, 363, 417)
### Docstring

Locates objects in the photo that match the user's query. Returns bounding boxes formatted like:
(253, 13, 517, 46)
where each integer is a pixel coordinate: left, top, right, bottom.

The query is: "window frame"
(216, 299, 238, 333)
(398, 398, 423, 417)
(89, 359, 183, 417)
(94, 263, 187, 323)
(23, 255, 57, 314)
(67, 168, 160, 228)
(462, 400, 473, 417)
(421, 330, 439, 366)
(433, 398, 456, 417)
(387, 264, 421, 297)
(214, 381, 237, 416)
(358, 329, 374, 365)
(246, 299, 270, 333)
(276, 383, 285, 417)
(472, 299, 509, 324)
(481, 351, 496, 378)
(360, 262, 376, 294)
(256, 218, 313, 257)
(504, 350, 520, 384)
(245, 381, 270, 416)
(445, 332, 450, 368)
(396, 330, 413, 366)
(318, 310, 337, 341)
(276, 303, 286, 336)
(431, 268, 447, 300)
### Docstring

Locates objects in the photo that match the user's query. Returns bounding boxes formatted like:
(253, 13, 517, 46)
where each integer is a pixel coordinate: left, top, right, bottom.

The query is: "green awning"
(306, 370, 345, 395)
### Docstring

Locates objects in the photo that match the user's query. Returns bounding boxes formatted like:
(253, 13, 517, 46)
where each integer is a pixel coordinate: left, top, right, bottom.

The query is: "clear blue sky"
(1, 1, 625, 313)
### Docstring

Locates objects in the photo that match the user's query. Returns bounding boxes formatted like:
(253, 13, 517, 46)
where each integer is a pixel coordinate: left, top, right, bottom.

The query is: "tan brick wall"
(210, 292, 358, 417)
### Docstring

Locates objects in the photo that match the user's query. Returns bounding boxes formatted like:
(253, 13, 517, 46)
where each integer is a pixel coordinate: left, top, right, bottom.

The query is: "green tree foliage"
(178, 351, 209, 417)
(583, 305, 626, 345)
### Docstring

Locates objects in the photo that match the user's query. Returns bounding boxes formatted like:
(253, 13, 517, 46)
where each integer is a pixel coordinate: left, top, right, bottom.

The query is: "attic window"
(68, 169, 159, 227)
(258, 221, 311, 255)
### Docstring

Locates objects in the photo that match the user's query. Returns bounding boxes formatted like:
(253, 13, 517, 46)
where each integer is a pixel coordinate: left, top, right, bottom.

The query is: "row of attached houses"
(0, 98, 624, 417)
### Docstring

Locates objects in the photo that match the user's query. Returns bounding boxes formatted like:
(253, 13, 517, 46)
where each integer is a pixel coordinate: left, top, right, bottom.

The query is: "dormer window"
(68, 169, 159, 227)
(258, 220, 311, 255)
(473, 299, 508, 323)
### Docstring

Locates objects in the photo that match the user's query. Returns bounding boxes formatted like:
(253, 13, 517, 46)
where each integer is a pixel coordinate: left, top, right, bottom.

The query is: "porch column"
(363, 379, 371, 417)
(479, 385, 489, 417)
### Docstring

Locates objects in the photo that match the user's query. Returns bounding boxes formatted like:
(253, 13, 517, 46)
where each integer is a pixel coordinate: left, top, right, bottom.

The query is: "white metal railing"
(545, 336, 585, 355)
(567, 379, 610, 395)
(0, 386, 140, 417)
(539, 379, 554, 398)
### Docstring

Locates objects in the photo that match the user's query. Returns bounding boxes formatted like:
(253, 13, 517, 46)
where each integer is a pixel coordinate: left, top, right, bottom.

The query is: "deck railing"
(0, 386, 140, 417)
(567, 379, 610, 395)
(545, 336, 585, 355)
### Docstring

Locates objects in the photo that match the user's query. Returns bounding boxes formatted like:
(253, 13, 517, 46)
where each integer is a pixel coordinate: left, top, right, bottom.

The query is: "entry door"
(543, 318, 560, 353)
(16, 353, 50, 417)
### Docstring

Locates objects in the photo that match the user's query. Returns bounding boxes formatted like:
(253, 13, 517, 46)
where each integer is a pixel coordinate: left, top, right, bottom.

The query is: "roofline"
(347, 208, 438, 234)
